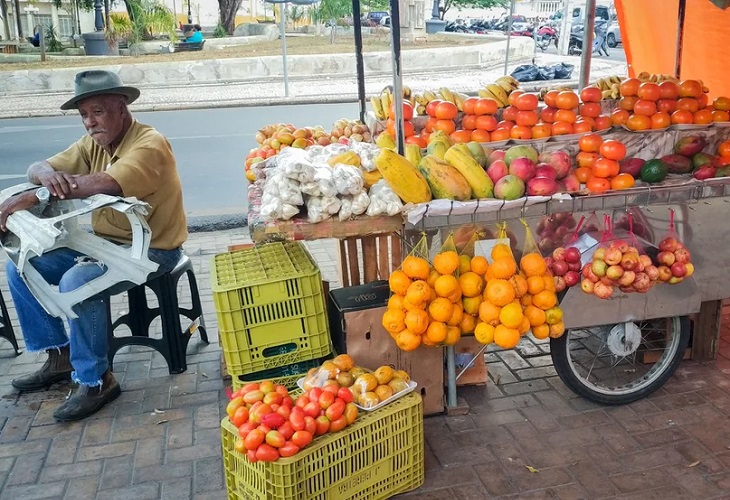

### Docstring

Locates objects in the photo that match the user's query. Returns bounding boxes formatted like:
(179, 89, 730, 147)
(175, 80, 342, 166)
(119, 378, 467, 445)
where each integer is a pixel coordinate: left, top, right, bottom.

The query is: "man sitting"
(185, 24, 204, 44)
(0, 70, 188, 422)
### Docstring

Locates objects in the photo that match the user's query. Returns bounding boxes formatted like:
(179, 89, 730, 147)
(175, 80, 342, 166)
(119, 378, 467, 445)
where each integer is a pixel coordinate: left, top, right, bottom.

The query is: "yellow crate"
(221, 393, 425, 500)
(211, 242, 332, 373)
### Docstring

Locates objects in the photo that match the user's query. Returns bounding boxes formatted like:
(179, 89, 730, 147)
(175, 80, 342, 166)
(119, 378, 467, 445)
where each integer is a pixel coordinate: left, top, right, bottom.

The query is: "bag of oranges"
(426, 232, 467, 346)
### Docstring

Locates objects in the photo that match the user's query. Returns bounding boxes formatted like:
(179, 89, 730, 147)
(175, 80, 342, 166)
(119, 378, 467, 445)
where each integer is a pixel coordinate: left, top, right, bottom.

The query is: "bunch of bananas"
(370, 86, 415, 121)
(537, 85, 574, 100)
(412, 87, 470, 115)
(477, 76, 520, 108)
(635, 72, 678, 84)
(593, 74, 625, 99)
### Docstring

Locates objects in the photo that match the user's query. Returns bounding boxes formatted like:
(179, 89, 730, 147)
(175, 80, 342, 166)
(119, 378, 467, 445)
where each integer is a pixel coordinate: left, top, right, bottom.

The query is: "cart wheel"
(550, 316, 690, 405)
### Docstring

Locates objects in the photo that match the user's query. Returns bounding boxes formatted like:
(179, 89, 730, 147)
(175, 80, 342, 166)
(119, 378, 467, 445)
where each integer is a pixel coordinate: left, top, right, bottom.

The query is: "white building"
(1, 0, 95, 41)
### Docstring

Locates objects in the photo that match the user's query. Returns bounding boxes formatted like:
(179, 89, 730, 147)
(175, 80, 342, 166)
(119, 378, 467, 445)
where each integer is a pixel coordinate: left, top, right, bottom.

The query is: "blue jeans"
(6, 246, 182, 387)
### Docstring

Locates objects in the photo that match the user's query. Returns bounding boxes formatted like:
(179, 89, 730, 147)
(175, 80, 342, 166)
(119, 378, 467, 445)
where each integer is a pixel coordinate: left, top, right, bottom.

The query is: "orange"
(459, 272, 484, 298)
(520, 253, 548, 277)
(389, 270, 412, 295)
(406, 280, 432, 306)
(659, 81, 680, 100)
(426, 269, 441, 288)
(491, 243, 513, 261)
(532, 324, 550, 340)
(555, 91, 579, 110)
(404, 309, 429, 335)
(693, 109, 713, 125)
(402, 256, 430, 280)
(447, 302, 464, 327)
(428, 297, 454, 323)
(518, 317, 531, 336)
(633, 99, 657, 117)
(651, 112, 671, 129)
(620, 78, 641, 97)
(499, 302, 524, 329)
(531, 123, 552, 139)
(671, 110, 694, 125)
(459, 255, 472, 275)
(575, 166, 593, 183)
(637, 82, 660, 101)
(434, 274, 460, 299)
(678, 80, 702, 98)
(676, 97, 699, 113)
(611, 173, 635, 190)
(509, 274, 529, 298)
(395, 329, 422, 351)
(450, 130, 472, 144)
(576, 151, 600, 169)
(382, 309, 406, 335)
(625, 114, 651, 131)
(533, 290, 558, 310)
(433, 251, 459, 275)
(475, 114, 498, 131)
(515, 110, 539, 127)
(474, 98, 499, 116)
(543, 275, 556, 292)
(470, 256, 488, 276)
(494, 324, 520, 349)
(485, 279, 516, 307)
(551, 121, 574, 136)
(388, 294, 405, 311)
(490, 257, 517, 279)
(510, 125, 532, 140)
(462, 114, 477, 130)
(521, 294, 533, 307)
(619, 96, 639, 111)
(474, 322, 495, 345)
(459, 314, 477, 334)
(524, 305, 546, 327)
(578, 133, 603, 153)
(545, 306, 564, 325)
(527, 275, 545, 295)
(402, 296, 425, 311)
(471, 129, 491, 143)
(555, 109, 577, 124)
(478, 301, 501, 326)
(712, 110, 730, 122)
(549, 321, 566, 338)
(462, 296, 481, 316)
(444, 326, 461, 346)
(425, 321, 448, 344)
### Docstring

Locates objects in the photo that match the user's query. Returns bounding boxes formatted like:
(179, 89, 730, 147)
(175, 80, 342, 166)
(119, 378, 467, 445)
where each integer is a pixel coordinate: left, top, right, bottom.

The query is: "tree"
(440, 0, 506, 20)
(314, 0, 352, 43)
(218, 0, 243, 34)
(363, 0, 388, 11)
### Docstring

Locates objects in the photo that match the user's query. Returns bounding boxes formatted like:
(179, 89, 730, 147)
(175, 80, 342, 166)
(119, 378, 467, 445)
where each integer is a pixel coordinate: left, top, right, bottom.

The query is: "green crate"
(221, 393, 425, 500)
(230, 357, 329, 392)
(211, 242, 332, 373)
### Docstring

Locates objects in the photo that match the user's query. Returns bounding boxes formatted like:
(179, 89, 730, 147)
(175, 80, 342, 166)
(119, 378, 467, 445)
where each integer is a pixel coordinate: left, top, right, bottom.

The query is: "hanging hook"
(471, 200, 480, 223)
(446, 202, 454, 229)
(496, 199, 506, 223)
(520, 198, 529, 219)
(644, 185, 653, 213)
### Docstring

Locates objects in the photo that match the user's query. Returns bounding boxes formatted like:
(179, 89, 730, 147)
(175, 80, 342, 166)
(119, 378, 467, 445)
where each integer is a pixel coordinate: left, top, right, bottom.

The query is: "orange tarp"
(615, 0, 730, 99)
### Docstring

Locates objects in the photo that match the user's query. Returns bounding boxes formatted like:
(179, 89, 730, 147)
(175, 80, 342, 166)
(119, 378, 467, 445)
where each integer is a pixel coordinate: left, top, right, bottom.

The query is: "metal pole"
(446, 345, 457, 408)
(578, 0, 596, 90)
(557, 0, 571, 55)
(280, 4, 289, 97)
(187, 0, 192, 24)
(674, 0, 686, 79)
(39, 24, 45, 62)
(389, 0, 405, 155)
(503, 0, 514, 76)
(12, 0, 21, 38)
(0, 0, 10, 42)
(352, 0, 366, 123)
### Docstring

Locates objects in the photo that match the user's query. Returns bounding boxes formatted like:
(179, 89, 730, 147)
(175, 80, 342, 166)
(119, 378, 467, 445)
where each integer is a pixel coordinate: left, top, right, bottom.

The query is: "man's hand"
(0, 192, 38, 232)
(36, 170, 78, 199)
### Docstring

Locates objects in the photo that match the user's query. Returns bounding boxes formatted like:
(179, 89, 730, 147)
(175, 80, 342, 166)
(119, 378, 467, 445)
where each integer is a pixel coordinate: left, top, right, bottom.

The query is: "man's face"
(77, 95, 126, 147)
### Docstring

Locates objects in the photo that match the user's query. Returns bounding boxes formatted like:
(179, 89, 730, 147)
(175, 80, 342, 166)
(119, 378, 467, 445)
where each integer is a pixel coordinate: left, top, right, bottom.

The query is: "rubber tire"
(607, 33, 617, 48)
(550, 316, 691, 405)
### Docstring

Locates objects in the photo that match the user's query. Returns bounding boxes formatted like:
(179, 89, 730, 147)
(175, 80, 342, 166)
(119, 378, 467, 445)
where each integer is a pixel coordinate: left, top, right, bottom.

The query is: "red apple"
(554, 276, 567, 292)
(581, 278, 595, 294)
(567, 261, 582, 272)
(593, 248, 606, 261)
(669, 276, 684, 284)
(552, 260, 569, 276)
(601, 276, 615, 287)
(617, 270, 636, 287)
(591, 260, 608, 277)
(657, 251, 676, 267)
(564, 247, 581, 264)
(564, 270, 580, 287)
(626, 246, 638, 255)
(670, 262, 687, 277)
(657, 265, 672, 282)
(639, 254, 653, 269)
(544, 256, 555, 269)
(633, 272, 652, 292)
(606, 265, 625, 280)
(620, 253, 638, 271)
(555, 226, 570, 239)
(674, 247, 691, 264)
(604, 248, 622, 266)
(659, 237, 678, 253)
(685, 263, 694, 277)
(552, 247, 566, 261)
(594, 282, 614, 299)
(644, 265, 659, 281)
(611, 240, 629, 253)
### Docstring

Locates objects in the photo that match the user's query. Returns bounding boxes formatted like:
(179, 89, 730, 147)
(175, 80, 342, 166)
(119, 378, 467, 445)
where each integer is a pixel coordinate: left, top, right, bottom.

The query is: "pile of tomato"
(574, 134, 632, 193)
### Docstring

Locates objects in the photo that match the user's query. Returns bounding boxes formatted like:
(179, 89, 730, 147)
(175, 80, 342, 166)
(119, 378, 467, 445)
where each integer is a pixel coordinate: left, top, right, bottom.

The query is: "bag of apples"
(546, 215, 585, 292)
(655, 208, 693, 284)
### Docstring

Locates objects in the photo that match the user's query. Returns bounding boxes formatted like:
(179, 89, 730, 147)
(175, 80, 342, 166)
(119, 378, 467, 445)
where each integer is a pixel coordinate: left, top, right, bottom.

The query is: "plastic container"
(231, 358, 328, 392)
(211, 242, 332, 374)
(221, 393, 425, 500)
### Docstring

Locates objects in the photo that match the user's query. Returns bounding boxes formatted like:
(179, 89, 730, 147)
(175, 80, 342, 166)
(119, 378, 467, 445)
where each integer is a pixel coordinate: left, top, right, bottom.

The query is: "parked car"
(380, 16, 391, 28)
(365, 11, 388, 27)
(606, 23, 622, 47)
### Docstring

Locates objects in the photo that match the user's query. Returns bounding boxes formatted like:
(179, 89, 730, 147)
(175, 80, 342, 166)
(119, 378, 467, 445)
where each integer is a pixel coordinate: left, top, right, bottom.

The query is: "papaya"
(427, 139, 450, 160)
(328, 151, 361, 167)
(405, 143, 423, 167)
(418, 156, 472, 201)
(362, 169, 383, 189)
(374, 149, 432, 204)
(443, 144, 495, 198)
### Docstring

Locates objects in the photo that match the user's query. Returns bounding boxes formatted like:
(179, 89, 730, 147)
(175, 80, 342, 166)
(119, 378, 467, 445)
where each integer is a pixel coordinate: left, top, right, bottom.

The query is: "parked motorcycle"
(568, 25, 584, 55)
(536, 25, 558, 51)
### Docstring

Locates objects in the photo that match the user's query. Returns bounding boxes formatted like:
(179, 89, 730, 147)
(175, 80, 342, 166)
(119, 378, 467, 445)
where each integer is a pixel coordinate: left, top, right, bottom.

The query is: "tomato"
(678, 80, 702, 98)
(230, 388, 244, 399)
(462, 97, 478, 115)
(231, 406, 249, 427)
(426, 99, 442, 117)
(275, 385, 289, 396)
(259, 380, 275, 394)
(263, 392, 283, 406)
(657, 98, 677, 114)
(243, 390, 264, 405)
(265, 430, 286, 448)
(325, 400, 346, 421)
(244, 429, 266, 451)
(257, 424, 271, 435)
(514, 93, 538, 111)
(234, 437, 246, 454)
(579, 102, 601, 118)
(344, 402, 359, 425)
(250, 403, 272, 424)
(515, 110, 538, 127)
(434, 101, 458, 120)
(575, 167, 593, 183)
(599, 140, 627, 161)
(276, 405, 291, 421)
(226, 397, 245, 418)
(304, 416, 317, 436)
(677, 97, 699, 113)
(303, 402, 321, 419)
(291, 430, 314, 448)
(586, 177, 611, 193)
(580, 86, 602, 103)
(337, 387, 354, 404)
(329, 415, 349, 433)
(282, 396, 294, 408)
(289, 411, 305, 432)
(637, 82, 660, 101)
(434, 119, 456, 135)
(474, 98, 498, 116)
(261, 412, 285, 429)
(255, 444, 280, 462)
(502, 106, 518, 122)
(314, 416, 330, 436)
(610, 109, 630, 126)
(405, 134, 427, 149)
(461, 114, 477, 130)
(278, 421, 295, 441)
(403, 121, 416, 138)
(540, 107, 558, 123)
(238, 421, 257, 439)
(610, 173, 635, 190)
(246, 449, 258, 463)
(578, 133, 603, 153)
(543, 91, 560, 108)
(475, 115, 498, 132)
(318, 391, 335, 410)
(388, 101, 414, 121)
(295, 395, 309, 410)
(555, 91, 579, 110)
(508, 89, 524, 107)
(658, 81, 679, 100)
(718, 140, 730, 157)
(633, 99, 657, 117)
(279, 441, 300, 458)
(593, 158, 619, 179)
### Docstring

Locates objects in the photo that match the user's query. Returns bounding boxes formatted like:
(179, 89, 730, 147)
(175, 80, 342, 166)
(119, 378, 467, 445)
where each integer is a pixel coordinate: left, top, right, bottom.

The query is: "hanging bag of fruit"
(655, 208, 694, 285)
(427, 232, 465, 346)
(547, 215, 586, 292)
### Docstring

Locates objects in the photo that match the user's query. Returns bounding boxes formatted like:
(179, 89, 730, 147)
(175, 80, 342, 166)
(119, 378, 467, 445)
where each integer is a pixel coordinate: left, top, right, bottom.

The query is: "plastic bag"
(260, 198, 299, 222)
(305, 196, 341, 223)
(276, 147, 315, 183)
(264, 171, 304, 206)
(545, 215, 584, 290)
(366, 180, 403, 217)
(332, 165, 365, 196)
(535, 212, 579, 256)
(655, 208, 693, 285)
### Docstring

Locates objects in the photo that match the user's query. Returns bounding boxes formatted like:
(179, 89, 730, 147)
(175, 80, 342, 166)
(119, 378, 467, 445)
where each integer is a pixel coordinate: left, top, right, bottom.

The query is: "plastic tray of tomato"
(297, 378, 418, 412)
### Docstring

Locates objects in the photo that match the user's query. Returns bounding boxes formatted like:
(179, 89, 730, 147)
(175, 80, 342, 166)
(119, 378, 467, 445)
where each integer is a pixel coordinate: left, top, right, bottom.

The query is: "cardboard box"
(328, 282, 445, 415)
(451, 336, 488, 386)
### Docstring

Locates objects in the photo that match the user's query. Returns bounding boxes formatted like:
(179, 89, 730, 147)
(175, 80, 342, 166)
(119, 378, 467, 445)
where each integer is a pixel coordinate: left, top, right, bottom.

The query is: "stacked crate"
(211, 242, 333, 390)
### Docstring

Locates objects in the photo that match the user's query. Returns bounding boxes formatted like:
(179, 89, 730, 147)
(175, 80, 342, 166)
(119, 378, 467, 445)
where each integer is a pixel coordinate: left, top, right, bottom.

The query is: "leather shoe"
(12, 346, 72, 392)
(53, 370, 121, 422)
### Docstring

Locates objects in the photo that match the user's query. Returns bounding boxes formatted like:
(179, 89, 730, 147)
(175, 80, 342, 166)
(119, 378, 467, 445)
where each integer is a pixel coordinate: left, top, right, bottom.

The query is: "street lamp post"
(93, 0, 103, 31)
(187, 0, 192, 24)
(425, 0, 445, 33)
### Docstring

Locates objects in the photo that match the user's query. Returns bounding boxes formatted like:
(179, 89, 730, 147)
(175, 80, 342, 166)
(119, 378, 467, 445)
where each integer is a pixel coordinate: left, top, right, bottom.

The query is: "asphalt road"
(0, 103, 359, 229)
(540, 42, 627, 63)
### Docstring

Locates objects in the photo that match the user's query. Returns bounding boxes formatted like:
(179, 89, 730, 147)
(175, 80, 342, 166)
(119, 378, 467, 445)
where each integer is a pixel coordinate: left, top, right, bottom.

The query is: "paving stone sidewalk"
(1, 228, 730, 499)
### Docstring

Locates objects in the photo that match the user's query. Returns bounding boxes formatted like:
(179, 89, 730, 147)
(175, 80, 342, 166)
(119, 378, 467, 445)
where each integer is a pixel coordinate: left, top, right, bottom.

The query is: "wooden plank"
(377, 235, 390, 280)
(362, 236, 378, 284)
(692, 300, 722, 361)
(338, 239, 350, 288)
(347, 238, 360, 286)
(391, 233, 403, 271)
